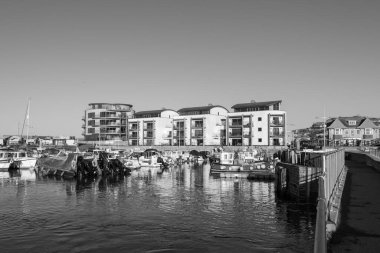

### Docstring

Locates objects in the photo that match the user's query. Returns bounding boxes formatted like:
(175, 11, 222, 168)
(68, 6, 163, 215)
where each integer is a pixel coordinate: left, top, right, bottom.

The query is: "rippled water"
(0, 164, 316, 253)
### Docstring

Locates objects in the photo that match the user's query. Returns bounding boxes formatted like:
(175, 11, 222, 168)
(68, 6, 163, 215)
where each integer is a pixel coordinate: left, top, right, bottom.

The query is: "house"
(327, 116, 380, 146)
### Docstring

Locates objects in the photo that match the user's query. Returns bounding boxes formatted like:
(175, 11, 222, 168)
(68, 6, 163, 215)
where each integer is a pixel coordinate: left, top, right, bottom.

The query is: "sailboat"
(8, 98, 37, 169)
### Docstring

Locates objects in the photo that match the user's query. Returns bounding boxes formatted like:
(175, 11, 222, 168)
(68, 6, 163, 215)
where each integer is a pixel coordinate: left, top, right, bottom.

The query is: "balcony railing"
(270, 121, 284, 126)
(229, 123, 242, 127)
(270, 132, 284, 137)
(192, 134, 203, 138)
(191, 124, 203, 128)
(333, 134, 343, 139)
(229, 133, 242, 137)
(100, 129, 121, 133)
(129, 135, 138, 138)
(243, 123, 251, 128)
(129, 126, 139, 130)
(243, 134, 251, 138)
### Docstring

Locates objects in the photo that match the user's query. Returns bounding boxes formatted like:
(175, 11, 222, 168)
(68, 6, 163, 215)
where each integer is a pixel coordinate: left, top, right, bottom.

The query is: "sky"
(1, 0, 379, 137)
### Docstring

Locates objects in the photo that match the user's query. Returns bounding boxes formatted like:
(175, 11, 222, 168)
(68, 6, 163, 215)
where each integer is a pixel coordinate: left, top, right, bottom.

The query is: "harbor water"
(0, 163, 316, 253)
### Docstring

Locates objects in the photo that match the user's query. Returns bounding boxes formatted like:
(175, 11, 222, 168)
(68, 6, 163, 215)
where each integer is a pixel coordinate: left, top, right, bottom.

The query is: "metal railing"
(314, 149, 345, 253)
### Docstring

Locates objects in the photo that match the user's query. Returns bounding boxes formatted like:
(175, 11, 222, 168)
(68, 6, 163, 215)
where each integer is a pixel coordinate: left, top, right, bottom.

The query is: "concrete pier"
(328, 152, 380, 253)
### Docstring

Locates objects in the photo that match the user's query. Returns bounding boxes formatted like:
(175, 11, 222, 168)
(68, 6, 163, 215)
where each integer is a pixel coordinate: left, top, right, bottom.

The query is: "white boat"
(0, 150, 37, 170)
(122, 157, 141, 170)
(210, 151, 274, 179)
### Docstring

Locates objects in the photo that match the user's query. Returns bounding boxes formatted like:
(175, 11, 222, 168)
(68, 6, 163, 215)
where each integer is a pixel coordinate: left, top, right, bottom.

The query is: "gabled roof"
(231, 100, 282, 109)
(327, 118, 346, 129)
(177, 105, 228, 113)
(327, 117, 380, 129)
(358, 118, 379, 129)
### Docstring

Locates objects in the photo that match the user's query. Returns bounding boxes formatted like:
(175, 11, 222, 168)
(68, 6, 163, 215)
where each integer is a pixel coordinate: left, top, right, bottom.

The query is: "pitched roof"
(358, 118, 379, 129)
(327, 116, 379, 129)
(177, 105, 228, 113)
(231, 100, 282, 109)
(327, 118, 346, 129)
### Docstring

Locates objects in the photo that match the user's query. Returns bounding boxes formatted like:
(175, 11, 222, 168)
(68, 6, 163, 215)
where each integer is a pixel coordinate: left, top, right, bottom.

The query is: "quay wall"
(275, 162, 322, 202)
(78, 141, 287, 153)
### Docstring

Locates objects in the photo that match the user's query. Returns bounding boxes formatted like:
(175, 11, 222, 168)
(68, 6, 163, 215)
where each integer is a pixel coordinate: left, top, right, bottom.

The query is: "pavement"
(328, 158, 380, 253)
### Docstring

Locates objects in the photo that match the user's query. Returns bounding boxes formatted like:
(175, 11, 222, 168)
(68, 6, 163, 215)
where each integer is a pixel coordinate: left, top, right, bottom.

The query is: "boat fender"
(92, 159, 98, 167)
(71, 160, 76, 169)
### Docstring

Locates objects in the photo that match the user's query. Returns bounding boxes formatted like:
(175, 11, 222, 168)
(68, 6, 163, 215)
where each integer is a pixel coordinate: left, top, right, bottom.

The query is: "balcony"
(191, 124, 203, 128)
(243, 134, 251, 138)
(270, 121, 284, 126)
(229, 123, 242, 127)
(144, 135, 154, 139)
(129, 126, 139, 131)
(229, 133, 242, 137)
(243, 123, 251, 128)
(333, 134, 343, 139)
(129, 134, 138, 139)
(363, 134, 373, 139)
(100, 129, 121, 134)
(270, 132, 284, 137)
(191, 134, 203, 138)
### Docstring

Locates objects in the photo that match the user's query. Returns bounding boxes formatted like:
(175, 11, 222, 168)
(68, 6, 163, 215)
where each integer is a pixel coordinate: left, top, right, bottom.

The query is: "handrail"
(314, 177, 327, 253)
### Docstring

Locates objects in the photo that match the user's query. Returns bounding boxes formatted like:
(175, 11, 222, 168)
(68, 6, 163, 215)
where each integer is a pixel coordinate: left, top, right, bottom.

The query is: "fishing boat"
(210, 151, 274, 179)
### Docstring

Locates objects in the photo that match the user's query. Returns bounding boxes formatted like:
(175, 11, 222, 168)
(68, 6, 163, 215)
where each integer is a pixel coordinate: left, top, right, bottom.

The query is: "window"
(335, 129, 341, 135)
(88, 112, 95, 118)
(258, 127, 262, 132)
(357, 130, 360, 134)
(88, 128, 95, 134)
(365, 128, 372, 135)
(351, 130, 355, 136)
(258, 138, 262, 142)
(348, 120, 356, 126)
(258, 117, 262, 121)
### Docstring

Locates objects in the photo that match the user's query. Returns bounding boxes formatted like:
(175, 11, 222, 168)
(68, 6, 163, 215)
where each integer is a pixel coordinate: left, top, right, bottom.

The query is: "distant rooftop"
(231, 100, 282, 112)
(177, 105, 228, 115)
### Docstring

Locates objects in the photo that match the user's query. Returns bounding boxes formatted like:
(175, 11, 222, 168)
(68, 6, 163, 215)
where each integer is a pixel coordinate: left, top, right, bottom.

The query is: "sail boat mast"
(20, 98, 31, 143)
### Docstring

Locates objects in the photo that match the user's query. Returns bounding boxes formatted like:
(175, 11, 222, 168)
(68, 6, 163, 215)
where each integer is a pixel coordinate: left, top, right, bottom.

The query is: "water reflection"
(0, 163, 316, 253)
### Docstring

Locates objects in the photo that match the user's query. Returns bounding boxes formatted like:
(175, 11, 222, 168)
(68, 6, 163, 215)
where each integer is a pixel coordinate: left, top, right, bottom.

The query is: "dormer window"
(348, 120, 356, 126)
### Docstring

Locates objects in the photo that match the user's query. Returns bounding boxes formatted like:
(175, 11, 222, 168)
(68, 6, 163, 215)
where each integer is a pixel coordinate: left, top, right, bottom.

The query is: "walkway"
(328, 158, 380, 253)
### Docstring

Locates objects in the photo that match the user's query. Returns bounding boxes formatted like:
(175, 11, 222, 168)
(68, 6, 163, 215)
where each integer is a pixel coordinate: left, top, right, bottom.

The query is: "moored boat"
(210, 151, 274, 179)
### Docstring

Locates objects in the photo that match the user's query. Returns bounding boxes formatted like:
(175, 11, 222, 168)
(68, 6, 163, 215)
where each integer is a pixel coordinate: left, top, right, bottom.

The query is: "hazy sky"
(1, 0, 379, 137)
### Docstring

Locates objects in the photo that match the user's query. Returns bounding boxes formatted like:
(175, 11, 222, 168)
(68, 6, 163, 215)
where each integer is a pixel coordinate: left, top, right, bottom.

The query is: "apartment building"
(82, 100, 287, 147)
(327, 116, 380, 146)
(175, 105, 229, 146)
(82, 103, 134, 141)
(227, 100, 286, 146)
(127, 109, 178, 146)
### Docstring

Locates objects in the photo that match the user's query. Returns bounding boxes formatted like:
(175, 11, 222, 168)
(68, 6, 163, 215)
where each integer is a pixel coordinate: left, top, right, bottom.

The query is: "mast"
(20, 98, 31, 144)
